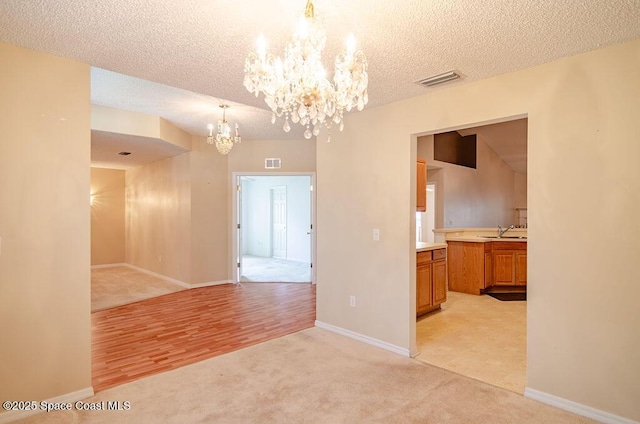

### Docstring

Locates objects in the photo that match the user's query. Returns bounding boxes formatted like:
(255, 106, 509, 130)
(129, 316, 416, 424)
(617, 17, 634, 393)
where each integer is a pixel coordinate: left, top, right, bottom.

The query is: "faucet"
(497, 224, 515, 238)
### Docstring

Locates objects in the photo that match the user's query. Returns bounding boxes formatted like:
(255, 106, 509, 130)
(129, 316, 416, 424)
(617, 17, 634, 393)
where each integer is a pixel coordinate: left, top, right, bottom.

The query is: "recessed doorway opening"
(234, 174, 315, 283)
(414, 116, 528, 394)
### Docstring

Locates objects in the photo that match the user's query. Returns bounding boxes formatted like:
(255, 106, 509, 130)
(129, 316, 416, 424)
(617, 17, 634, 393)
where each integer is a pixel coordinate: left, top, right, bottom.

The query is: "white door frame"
(231, 172, 316, 284)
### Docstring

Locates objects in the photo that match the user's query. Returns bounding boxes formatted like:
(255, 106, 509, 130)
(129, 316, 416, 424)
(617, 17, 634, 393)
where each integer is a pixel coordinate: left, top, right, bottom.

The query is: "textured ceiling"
(91, 68, 306, 140)
(1, 0, 639, 167)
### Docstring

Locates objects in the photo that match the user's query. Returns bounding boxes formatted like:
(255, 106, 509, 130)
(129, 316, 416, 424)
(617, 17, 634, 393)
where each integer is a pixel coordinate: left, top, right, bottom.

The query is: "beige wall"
(0, 42, 91, 400)
(92, 105, 191, 151)
(125, 137, 315, 285)
(418, 134, 516, 228)
(317, 38, 640, 421)
(92, 104, 161, 139)
(126, 153, 192, 283)
(190, 136, 229, 284)
(514, 172, 527, 208)
(91, 167, 125, 265)
(228, 138, 317, 172)
(160, 118, 192, 150)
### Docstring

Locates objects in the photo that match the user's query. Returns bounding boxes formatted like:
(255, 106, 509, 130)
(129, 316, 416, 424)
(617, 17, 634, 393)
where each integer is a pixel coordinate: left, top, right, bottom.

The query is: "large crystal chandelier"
(207, 104, 241, 155)
(244, 0, 368, 141)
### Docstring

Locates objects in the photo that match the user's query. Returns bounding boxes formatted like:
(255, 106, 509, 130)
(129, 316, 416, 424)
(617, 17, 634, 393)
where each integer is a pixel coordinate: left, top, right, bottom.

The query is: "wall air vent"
(416, 71, 461, 88)
(265, 158, 281, 169)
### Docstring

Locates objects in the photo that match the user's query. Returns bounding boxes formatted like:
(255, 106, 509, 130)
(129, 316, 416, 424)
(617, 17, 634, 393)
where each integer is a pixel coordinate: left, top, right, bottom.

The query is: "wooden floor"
(92, 282, 316, 392)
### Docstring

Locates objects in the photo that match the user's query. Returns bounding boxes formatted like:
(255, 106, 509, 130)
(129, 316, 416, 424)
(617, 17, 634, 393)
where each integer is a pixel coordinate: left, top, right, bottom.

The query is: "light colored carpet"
(91, 266, 186, 312)
(416, 291, 526, 393)
(17, 327, 594, 424)
(240, 255, 311, 283)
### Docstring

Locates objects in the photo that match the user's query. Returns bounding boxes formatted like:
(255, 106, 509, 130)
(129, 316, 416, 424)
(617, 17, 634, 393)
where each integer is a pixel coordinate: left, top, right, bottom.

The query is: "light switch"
(373, 229, 380, 241)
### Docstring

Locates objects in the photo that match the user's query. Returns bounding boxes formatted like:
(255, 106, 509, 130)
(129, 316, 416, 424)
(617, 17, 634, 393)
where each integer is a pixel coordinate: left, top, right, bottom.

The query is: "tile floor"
(415, 290, 526, 393)
(240, 255, 311, 282)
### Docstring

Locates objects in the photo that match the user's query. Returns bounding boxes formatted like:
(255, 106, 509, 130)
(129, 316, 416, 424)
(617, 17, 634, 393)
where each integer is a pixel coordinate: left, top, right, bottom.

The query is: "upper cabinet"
(417, 158, 427, 212)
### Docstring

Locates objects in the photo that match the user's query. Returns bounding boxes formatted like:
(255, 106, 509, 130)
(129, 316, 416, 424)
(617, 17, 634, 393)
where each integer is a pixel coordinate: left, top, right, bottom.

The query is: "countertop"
(433, 228, 527, 244)
(416, 242, 448, 252)
(446, 236, 527, 243)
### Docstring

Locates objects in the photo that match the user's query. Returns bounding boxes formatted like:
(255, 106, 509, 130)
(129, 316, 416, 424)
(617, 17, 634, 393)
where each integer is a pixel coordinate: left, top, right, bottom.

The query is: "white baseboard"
(125, 264, 190, 289)
(409, 346, 420, 358)
(524, 387, 638, 424)
(190, 280, 234, 288)
(0, 386, 94, 424)
(314, 320, 411, 357)
(91, 263, 127, 269)
(95, 263, 233, 290)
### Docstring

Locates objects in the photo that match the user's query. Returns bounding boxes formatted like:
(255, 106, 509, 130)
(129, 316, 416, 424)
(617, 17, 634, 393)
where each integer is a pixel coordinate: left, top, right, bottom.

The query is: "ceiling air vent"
(416, 71, 461, 88)
(265, 158, 281, 169)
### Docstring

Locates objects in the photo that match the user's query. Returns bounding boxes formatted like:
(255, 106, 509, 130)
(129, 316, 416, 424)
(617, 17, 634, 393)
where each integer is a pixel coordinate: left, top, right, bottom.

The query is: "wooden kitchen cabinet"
(490, 242, 527, 287)
(447, 241, 487, 295)
(417, 248, 447, 316)
(448, 240, 527, 294)
(416, 252, 433, 315)
(432, 259, 447, 304)
(515, 252, 527, 285)
(417, 158, 427, 212)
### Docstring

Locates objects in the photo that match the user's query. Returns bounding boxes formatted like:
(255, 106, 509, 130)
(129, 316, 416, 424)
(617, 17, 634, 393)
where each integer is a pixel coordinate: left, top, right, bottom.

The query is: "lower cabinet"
(491, 243, 527, 287)
(432, 260, 447, 304)
(447, 242, 487, 295)
(447, 240, 527, 294)
(417, 248, 447, 316)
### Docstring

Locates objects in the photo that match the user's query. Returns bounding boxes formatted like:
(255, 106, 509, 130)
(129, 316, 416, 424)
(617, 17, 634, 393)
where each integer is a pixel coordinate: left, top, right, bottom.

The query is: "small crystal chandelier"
(207, 104, 241, 155)
(244, 0, 368, 141)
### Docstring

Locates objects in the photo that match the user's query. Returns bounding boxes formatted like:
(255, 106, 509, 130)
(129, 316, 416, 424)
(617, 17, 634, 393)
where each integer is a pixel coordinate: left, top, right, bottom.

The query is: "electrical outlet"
(372, 229, 380, 241)
(350, 296, 356, 307)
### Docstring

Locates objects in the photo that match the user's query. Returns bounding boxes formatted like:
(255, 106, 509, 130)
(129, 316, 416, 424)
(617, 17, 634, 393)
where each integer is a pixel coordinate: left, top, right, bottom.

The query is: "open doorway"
(414, 117, 528, 394)
(236, 174, 314, 283)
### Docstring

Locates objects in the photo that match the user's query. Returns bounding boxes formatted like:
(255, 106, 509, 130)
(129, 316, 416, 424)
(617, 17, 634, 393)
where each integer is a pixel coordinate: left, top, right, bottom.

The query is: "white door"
(271, 186, 287, 259)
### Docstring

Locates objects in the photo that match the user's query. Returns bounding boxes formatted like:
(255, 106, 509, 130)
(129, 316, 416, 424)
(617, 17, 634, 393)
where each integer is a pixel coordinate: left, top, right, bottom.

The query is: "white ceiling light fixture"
(207, 104, 241, 155)
(244, 0, 369, 141)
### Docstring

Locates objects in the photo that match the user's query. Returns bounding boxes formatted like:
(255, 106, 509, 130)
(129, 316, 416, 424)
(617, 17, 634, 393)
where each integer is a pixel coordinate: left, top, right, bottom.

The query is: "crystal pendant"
(243, 4, 369, 138)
